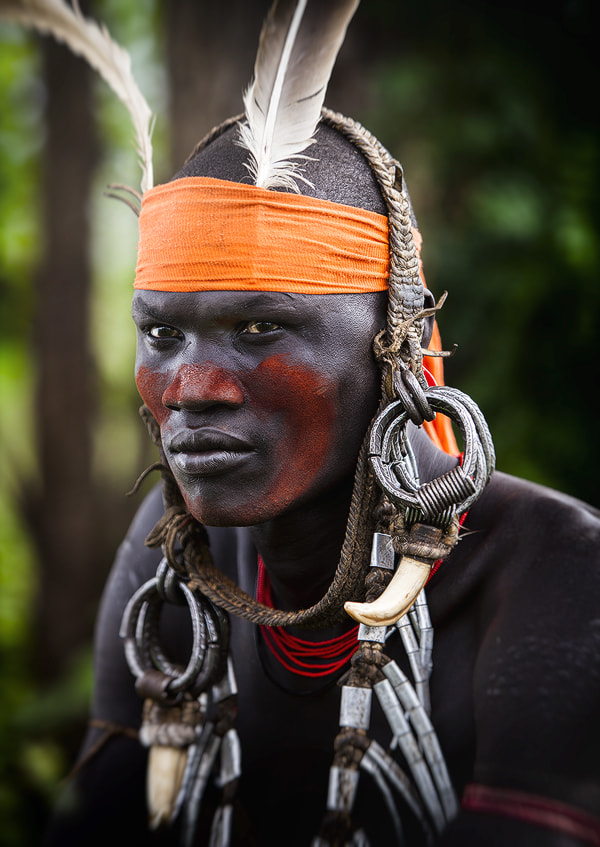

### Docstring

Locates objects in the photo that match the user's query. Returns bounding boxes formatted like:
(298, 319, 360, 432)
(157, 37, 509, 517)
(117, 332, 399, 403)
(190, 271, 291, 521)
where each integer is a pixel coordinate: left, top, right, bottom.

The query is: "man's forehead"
(133, 289, 298, 315)
(131, 288, 385, 325)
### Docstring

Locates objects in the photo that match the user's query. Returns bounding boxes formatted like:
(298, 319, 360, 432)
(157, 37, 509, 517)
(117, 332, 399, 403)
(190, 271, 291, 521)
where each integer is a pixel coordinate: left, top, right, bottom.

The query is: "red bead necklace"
(256, 556, 359, 678)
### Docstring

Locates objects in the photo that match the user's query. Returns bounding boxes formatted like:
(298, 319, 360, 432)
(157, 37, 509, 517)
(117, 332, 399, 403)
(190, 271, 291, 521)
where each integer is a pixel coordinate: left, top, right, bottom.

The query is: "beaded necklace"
(256, 556, 359, 677)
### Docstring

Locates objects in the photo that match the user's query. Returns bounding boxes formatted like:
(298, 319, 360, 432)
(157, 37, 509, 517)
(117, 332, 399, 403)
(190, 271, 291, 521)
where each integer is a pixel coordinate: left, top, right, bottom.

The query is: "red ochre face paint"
(136, 355, 348, 527)
(247, 355, 335, 517)
(135, 364, 169, 428)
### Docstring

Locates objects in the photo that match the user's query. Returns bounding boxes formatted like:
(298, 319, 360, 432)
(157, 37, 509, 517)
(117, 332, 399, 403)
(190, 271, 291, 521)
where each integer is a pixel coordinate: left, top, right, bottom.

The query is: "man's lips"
(166, 428, 255, 476)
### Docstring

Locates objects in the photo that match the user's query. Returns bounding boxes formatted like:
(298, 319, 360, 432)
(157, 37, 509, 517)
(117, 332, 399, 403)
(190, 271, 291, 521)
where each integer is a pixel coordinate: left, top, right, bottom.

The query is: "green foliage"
(90, 0, 168, 488)
(0, 33, 40, 342)
(0, 645, 93, 847)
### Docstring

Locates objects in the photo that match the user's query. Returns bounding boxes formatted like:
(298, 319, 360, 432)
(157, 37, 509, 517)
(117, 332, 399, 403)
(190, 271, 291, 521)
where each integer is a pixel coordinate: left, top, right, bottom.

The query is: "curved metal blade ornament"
(120, 558, 239, 838)
(345, 384, 495, 627)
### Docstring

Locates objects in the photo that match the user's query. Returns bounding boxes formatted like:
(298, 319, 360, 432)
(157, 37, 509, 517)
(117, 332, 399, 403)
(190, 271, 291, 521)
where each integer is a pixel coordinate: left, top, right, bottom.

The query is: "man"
(23, 1, 598, 845)
(43, 113, 600, 846)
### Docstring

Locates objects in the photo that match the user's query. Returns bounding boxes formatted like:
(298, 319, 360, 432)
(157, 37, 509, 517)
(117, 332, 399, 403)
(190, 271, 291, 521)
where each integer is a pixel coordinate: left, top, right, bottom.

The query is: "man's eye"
(148, 325, 181, 339)
(242, 321, 281, 335)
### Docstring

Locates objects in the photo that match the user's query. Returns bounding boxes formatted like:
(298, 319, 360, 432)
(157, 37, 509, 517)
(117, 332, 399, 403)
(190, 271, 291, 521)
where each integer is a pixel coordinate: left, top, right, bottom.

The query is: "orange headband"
(134, 176, 389, 294)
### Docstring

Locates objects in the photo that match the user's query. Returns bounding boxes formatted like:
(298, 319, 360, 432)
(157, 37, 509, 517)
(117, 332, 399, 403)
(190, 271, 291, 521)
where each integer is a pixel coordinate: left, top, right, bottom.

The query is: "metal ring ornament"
(135, 584, 222, 694)
(120, 560, 224, 696)
(393, 366, 436, 426)
(369, 385, 495, 519)
(136, 560, 208, 678)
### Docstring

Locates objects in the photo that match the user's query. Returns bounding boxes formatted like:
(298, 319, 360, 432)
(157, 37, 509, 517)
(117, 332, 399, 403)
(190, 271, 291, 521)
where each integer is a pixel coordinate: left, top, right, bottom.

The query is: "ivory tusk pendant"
(344, 556, 431, 627)
(147, 744, 187, 830)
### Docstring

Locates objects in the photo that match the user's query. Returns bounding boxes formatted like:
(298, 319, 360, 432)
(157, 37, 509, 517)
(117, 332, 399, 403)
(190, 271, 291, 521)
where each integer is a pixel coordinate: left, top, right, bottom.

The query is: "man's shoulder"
(446, 470, 600, 632)
(433, 470, 600, 616)
(473, 469, 600, 544)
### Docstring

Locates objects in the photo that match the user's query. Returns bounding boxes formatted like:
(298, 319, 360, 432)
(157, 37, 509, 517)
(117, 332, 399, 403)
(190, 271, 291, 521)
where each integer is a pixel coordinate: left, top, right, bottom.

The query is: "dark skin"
(45, 129, 600, 846)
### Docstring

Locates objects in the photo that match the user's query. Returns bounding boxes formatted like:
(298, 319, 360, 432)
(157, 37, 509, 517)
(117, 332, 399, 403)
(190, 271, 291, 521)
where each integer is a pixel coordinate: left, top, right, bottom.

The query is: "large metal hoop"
(120, 559, 225, 697)
(369, 385, 495, 520)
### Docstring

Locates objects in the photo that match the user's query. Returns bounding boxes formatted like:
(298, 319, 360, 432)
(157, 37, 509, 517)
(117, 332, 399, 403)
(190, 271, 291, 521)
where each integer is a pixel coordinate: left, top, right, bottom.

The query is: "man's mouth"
(167, 428, 255, 476)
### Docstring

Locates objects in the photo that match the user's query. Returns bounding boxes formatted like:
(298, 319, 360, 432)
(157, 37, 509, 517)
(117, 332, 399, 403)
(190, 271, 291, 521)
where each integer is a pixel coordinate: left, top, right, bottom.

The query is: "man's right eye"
(147, 325, 181, 340)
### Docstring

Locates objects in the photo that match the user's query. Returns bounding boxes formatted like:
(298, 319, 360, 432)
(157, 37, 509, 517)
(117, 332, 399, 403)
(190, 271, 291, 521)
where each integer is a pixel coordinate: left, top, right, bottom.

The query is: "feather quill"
(238, 0, 359, 191)
(0, 0, 153, 193)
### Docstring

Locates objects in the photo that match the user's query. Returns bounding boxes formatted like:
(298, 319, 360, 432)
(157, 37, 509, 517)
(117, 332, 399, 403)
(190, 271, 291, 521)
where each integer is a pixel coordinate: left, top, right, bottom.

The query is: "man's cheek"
(251, 356, 336, 506)
(136, 365, 169, 427)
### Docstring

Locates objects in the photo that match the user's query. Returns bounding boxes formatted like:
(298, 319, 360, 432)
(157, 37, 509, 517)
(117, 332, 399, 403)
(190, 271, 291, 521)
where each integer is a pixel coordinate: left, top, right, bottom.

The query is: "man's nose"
(162, 363, 244, 411)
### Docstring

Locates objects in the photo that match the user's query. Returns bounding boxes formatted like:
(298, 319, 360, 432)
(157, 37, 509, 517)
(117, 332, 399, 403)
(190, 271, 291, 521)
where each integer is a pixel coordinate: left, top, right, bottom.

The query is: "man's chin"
(181, 493, 281, 529)
(181, 488, 312, 528)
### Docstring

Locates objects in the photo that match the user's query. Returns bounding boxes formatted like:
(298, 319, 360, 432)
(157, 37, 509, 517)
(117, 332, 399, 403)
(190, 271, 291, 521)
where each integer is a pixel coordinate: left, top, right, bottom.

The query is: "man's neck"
(249, 476, 354, 612)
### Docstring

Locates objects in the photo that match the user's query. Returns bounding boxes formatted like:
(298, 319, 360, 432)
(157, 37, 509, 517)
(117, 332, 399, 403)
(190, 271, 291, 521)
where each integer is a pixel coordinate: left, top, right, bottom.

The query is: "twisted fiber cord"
(184, 113, 243, 164)
(317, 643, 390, 844)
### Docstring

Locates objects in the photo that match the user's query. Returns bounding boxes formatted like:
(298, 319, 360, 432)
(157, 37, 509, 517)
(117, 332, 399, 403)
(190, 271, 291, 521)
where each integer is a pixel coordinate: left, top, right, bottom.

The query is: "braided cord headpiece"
(321, 109, 426, 391)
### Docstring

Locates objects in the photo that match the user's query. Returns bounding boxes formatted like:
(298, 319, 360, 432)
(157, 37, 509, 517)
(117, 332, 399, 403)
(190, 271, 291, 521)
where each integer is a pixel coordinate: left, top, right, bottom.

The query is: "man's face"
(132, 290, 385, 526)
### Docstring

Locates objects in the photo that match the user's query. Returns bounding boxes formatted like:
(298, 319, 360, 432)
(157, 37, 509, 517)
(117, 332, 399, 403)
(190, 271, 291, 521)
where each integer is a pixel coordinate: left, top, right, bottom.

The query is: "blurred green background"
(0, 0, 597, 843)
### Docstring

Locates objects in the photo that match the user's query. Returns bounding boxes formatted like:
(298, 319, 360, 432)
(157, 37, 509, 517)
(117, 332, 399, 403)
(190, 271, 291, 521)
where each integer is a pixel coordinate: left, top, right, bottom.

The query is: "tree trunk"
(165, 0, 270, 173)
(27, 34, 99, 684)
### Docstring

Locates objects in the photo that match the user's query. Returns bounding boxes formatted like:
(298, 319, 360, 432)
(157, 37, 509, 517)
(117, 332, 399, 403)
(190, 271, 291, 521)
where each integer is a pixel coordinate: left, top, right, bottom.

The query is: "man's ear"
(422, 289, 436, 349)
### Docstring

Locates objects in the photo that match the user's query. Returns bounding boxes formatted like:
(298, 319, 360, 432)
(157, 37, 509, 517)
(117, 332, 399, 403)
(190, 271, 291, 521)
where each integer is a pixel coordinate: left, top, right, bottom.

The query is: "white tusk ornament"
(344, 556, 431, 627)
(147, 744, 188, 829)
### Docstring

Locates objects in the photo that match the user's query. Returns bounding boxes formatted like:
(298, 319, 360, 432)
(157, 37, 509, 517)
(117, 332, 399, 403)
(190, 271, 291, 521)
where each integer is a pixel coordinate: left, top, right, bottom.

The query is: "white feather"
(239, 0, 360, 191)
(0, 0, 154, 193)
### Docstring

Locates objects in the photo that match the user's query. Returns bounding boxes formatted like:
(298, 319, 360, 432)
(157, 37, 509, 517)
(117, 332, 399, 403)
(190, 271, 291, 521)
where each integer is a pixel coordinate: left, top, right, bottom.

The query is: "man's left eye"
(241, 321, 282, 334)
